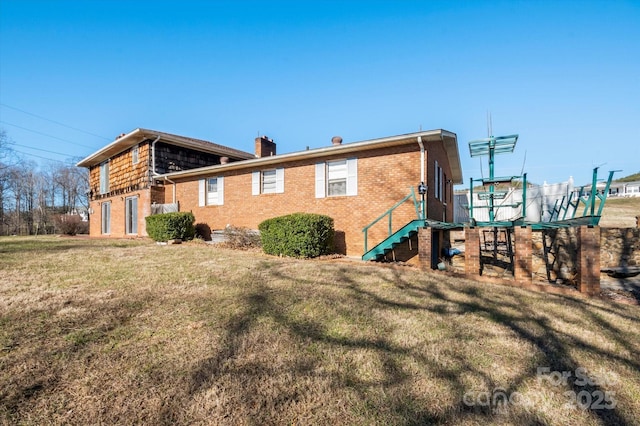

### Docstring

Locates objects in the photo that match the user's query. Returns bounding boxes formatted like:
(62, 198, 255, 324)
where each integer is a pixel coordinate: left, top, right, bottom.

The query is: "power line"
(11, 148, 68, 163)
(0, 102, 111, 141)
(0, 120, 96, 149)
(7, 141, 71, 157)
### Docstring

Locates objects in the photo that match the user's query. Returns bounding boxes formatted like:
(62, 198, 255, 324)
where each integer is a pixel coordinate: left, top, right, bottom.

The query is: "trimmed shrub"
(145, 212, 195, 242)
(258, 213, 334, 258)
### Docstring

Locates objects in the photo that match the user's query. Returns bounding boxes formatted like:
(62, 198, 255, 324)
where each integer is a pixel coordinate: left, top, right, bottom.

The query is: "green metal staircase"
(362, 188, 424, 261)
(362, 219, 424, 261)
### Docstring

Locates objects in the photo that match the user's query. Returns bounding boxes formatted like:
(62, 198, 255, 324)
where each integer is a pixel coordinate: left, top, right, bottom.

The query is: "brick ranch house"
(78, 128, 463, 259)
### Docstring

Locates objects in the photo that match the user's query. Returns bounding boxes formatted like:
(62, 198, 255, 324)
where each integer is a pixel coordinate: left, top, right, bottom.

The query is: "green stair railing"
(362, 219, 424, 261)
(362, 187, 421, 255)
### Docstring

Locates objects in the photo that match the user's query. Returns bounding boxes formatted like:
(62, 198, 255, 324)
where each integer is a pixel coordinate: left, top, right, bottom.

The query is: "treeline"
(0, 129, 88, 236)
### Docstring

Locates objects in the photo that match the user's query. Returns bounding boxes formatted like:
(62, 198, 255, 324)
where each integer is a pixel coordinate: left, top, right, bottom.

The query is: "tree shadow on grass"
(187, 263, 638, 425)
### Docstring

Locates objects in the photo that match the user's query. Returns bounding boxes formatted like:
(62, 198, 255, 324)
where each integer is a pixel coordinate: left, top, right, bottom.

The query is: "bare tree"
(0, 129, 15, 234)
(53, 161, 88, 214)
(0, 129, 89, 235)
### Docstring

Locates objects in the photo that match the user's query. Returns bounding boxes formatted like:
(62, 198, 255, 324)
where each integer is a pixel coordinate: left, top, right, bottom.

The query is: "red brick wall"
(514, 226, 533, 285)
(88, 190, 152, 238)
(465, 227, 481, 276)
(425, 141, 455, 222)
(418, 227, 433, 269)
(169, 142, 455, 256)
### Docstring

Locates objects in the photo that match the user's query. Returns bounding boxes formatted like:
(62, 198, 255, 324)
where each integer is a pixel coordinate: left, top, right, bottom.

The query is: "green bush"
(258, 213, 334, 258)
(145, 212, 196, 242)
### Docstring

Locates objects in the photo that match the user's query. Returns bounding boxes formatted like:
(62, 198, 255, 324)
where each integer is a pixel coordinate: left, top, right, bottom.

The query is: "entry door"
(125, 197, 138, 235)
(101, 202, 111, 234)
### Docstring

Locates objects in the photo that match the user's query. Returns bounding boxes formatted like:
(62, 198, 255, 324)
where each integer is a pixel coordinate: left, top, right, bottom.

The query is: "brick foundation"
(418, 227, 432, 269)
(514, 226, 533, 285)
(465, 227, 481, 276)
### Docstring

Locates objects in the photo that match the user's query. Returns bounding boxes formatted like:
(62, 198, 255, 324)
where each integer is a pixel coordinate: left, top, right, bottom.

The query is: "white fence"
(454, 177, 575, 223)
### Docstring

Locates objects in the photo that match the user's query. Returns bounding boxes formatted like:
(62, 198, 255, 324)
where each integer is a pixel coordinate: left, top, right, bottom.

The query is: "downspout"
(150, 135, 176, 205)
(417, 136, 425, 184)
(417, 136, 425, 219)
(150, 135, 161, 178)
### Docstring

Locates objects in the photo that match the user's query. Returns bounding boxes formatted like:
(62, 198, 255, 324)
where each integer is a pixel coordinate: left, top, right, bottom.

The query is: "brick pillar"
(514, 226, 533, 286)
(465, 227, 481, 276)
(577, 226, 601, 296)
(418, 227, 432, 270)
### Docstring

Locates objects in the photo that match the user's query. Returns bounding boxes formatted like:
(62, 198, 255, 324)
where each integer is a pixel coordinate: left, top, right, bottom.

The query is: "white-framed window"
(327, 160, 347, 196)
(252, 168, 284, 195)
(315, 158, 357, 198)
(198, 176, 224, 206)
(262, 169, 277, 193)
(99, 161, 109, 194)
(101, 202, 111, 234)
(125, 196, 138, 234)
(131, 144, 139, 165)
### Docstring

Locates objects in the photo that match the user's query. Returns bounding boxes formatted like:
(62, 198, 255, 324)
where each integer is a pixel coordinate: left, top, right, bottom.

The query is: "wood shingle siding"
(153, 142, 225, 175)
(89, 143, 151, 199)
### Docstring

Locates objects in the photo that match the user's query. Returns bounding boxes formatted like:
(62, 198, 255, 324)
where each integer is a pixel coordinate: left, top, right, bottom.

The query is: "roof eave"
(76, 128, 146, 167)
(442, 132, 463, 184)
(158, 129, 462, 180)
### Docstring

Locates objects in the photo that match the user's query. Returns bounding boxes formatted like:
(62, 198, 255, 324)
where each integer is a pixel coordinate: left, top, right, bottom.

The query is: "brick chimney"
(255, 136, 276, 157)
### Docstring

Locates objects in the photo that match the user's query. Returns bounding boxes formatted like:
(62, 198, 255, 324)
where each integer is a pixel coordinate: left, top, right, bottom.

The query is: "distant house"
(577, 180, 640, 198)
(608, 181, 640, 197)
(78, 129, 463, 257)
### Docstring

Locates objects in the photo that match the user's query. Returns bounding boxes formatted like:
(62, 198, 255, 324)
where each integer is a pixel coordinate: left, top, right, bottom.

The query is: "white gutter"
(157, 129, 448, 180)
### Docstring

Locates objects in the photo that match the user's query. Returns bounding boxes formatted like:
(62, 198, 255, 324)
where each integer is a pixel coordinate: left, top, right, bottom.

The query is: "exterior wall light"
(418, 182, 428, 219)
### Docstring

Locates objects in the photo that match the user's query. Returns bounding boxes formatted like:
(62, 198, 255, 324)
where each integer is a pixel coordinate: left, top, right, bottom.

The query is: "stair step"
(362, 219, 425, 261)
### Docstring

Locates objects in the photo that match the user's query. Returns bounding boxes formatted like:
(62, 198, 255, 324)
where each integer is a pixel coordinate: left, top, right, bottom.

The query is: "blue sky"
(1, 0, 638, 187)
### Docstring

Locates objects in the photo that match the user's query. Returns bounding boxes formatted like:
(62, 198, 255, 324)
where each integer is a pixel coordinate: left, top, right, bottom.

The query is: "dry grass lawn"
(1, 236, 639, 425)
(599, 197, 640, 228)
